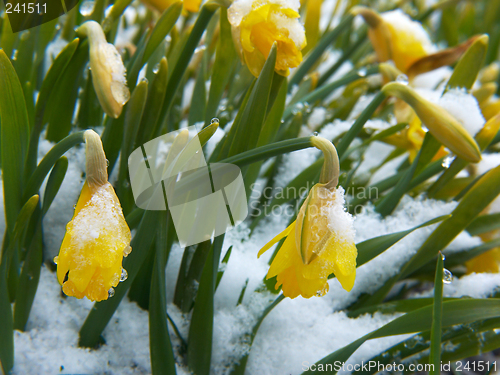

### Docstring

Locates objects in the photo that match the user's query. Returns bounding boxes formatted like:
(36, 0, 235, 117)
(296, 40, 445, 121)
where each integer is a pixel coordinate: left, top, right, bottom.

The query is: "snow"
(325, 187, 356, 244)
(438, 89, 486, 136)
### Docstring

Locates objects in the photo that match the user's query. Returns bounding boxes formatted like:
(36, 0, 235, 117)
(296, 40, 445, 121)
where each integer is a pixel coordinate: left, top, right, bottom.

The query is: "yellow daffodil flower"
(228, 0, 307, 77)
(258, 136, 357, 298)
(55, 130, 132, 302)
(76, 21, 130, 119)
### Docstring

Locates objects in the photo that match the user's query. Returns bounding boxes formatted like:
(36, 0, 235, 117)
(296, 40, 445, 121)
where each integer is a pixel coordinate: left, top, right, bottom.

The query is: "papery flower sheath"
(258, 136, 357, 298)
(76, 21, 130, 119)
(55, 130, 131, 302)
(227, 0, 307, 77)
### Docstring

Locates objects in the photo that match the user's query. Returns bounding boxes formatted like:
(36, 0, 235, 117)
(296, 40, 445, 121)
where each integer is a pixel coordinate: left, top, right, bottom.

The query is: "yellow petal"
(258, 221, 295, 257)
(266, 228, 297, 278)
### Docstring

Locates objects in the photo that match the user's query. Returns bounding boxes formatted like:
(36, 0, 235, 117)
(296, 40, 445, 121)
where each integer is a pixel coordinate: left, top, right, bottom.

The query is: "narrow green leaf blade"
(429, 254, 444, 375)
(0, 49, 30, 233)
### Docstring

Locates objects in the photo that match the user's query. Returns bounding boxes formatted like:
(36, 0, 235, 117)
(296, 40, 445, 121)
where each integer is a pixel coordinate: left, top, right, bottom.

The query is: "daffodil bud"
(227, 0, 307, 77)
(257, 137, 357, 298)
(354, 7, 433, 73)
(382, 82, 482, 163)
(473, 82, 498, 105)
(77, 21, 130, 119)
(55, 130, 132, 302)
(479, 62, 500, 84)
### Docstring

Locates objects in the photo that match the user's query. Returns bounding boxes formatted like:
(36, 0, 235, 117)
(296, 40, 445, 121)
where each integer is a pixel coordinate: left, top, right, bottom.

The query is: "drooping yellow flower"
(228, 0, 307, 77)
(258, 137, 357, 298)
(55, 130, 131, 302)
(76, 21, 130, 119)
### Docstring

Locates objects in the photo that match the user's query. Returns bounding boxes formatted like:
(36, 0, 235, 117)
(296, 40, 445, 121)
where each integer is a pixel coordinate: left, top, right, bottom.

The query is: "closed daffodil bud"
(257, 136, 357, 299)
(353, 7, 434, 73)
(227, 0, 307, 77)
(382, 82, 482, 163)
(55, 130, 132, 302)
(76, 21, 130, 119)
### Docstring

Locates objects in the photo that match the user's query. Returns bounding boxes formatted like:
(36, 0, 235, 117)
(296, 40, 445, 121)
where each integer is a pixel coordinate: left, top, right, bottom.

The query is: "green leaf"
(188, 51, 207, 126)
(289, 13, 354, 88)
(376, 133, 441, 216)
(215, 246, 232, 290)
(118, 80, 148, 213)
(284, 67, 378, 120)
(25, 38, 79, 177)
(402, 162, 500, 277)
(356, 215, 450, 267)
(0, 49, 30, 234)
(205, 7, 238, 124)
(225, 44, 277, 158)
(445, 35, 489, 92)
(23, 131, 86, 202)
(187, 236, 224, 375)
(337, 91, 386, 159)
(466, 212, 500, 236)
(41, 157, 68, 216)
(158, 2, 219, 127)
(429, 254, 444, 375)
(79, 210, 159, 348)
(13, 208, 43, 331)
(149, 211, 176, 375)
(304, 299, 500, 374)
(136, 58, 168, 146)
(143, 1, 182, 65)
(101, 0, 135, 32)
(45, 40, 89, 142)
(0, 195, 38, 374)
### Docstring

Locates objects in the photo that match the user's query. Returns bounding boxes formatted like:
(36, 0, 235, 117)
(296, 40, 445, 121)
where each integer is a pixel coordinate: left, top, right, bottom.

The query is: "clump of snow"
(330, 196, 460, 310)
(438, 89, 485, 136)
(12, 266, 153, 375)
(382, 9, 436, 54)
(325, 186, 356, 244)
(414, 273, 500, 300)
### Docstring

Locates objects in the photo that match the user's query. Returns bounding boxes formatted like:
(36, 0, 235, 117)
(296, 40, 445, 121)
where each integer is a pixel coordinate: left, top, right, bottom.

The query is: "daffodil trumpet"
(227, 0, 307, 77)
(55, 130, 132, 302)
(257, 136, 357, 299)
(76, 21, 130, 119)
(382, 82, 482, 163)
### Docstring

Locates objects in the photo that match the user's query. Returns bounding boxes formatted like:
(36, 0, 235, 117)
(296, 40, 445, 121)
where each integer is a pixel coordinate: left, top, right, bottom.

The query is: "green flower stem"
(310, 136, 340, 189)
(283, 66, 379, 120)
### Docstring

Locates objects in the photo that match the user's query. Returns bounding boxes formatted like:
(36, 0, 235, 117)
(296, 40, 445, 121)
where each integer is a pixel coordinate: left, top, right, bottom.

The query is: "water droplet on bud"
(120, 269, 128, 282)
(108, 288, 115, 298)
(53, 256, 59, 264)
(210, 118, 219, 125)
(396, 74, 409, 85)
